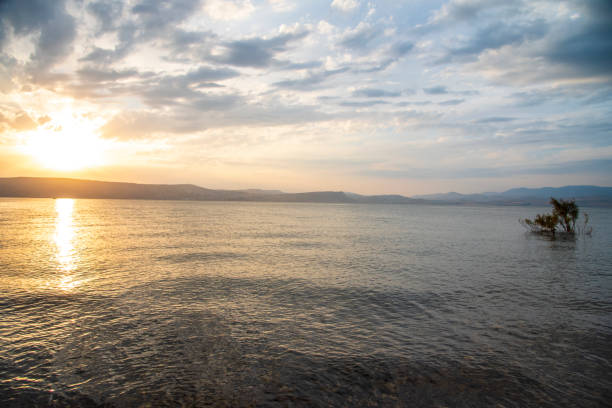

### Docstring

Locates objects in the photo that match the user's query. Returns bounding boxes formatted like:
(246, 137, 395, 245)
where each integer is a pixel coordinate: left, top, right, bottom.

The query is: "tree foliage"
(520, 198, 591, 236)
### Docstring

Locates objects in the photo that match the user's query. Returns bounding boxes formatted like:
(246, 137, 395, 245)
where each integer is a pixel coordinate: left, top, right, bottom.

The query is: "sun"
(23, 111, 107, 171)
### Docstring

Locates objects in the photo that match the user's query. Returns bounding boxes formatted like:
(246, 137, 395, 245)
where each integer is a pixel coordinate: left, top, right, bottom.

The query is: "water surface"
(1, 198, 611, 406)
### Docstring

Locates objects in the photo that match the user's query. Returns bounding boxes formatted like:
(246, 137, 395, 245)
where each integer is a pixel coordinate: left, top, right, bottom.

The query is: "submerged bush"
(520, 198, 591, 236)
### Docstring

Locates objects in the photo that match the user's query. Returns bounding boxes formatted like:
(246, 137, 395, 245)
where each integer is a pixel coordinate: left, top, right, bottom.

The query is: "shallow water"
(1, 198, 611, 407)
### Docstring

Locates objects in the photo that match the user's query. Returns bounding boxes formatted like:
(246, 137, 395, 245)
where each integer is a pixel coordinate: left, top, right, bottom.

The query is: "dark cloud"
(171, 29, 214, 48)
(423, 86, 448, 95)
(353, 58, 396, 74)
(476, 117, 515, 123)
(434, 0, 521, 23)
(352, 88, 402, 98)
(440, 20, 548, 62)
(81, 0, 203, 65)
(0, 0, 75, 73)
(139, 67, 241, 107)
(70, 64, 240, 104)
(80, 47, 118, 65)
(86, 0, 124, 34)
(210, 31, 309, 68)
(80, 23, 136, 65)
(130, 0, 201, 32)
(430, 0, 612, 83)
(545, 5, 612, 77)
(165, 29, 217, 61)
(510, 85, 612, 107)
(391, 41, 414, 57)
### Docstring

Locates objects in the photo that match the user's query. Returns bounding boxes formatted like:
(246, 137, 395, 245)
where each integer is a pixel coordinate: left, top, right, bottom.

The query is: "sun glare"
(23, 111, 107, 171)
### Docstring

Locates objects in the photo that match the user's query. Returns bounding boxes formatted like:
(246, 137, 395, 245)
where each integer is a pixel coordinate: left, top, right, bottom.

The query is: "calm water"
(1, 198, 611, 407)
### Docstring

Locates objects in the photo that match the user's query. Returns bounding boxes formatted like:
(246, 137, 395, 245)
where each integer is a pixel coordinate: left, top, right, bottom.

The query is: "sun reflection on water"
(53, 199, 81, 290)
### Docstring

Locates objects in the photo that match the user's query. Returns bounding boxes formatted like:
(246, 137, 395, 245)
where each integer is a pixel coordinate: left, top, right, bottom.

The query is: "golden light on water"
(53, 198, 82, 290)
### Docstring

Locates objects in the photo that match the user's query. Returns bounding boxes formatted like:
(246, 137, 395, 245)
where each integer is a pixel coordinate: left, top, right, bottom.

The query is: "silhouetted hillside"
(0, 177, 422, 204)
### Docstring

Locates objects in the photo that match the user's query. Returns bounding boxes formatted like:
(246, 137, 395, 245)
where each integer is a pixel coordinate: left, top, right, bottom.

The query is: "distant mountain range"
(1, 177, 611, 207)
(413, 185, 612, 206)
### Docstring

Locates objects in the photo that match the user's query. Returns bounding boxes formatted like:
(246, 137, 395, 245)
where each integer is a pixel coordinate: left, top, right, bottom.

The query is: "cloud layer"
(0, 0, 610, 194)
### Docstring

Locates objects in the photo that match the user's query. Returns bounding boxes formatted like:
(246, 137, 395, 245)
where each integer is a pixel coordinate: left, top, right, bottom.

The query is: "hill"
(413, 185, 612, 207)
(0, 177, 422, 204)
(2, 177, 610, 206)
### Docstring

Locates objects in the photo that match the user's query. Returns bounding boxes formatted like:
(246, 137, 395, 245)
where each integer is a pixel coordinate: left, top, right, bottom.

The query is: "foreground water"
(0, 198, 611, 407)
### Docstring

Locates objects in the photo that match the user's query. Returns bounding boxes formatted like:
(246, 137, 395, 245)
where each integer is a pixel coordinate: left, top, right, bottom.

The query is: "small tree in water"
(550, 198, 578, 233)
(521, 198, 591, 236)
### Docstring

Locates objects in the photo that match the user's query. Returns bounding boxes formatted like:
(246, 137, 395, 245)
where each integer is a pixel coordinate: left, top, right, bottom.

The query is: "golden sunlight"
(53, 198, 85, 291)
(54, 198, 76, 273)
(23, 111, 107, 171)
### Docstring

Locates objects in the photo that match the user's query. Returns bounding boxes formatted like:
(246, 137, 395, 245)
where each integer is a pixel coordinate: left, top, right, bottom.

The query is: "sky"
(0, 0, 611, 195)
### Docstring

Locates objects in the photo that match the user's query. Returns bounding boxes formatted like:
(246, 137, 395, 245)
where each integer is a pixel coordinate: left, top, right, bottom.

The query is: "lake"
(1, 198, 611, 407)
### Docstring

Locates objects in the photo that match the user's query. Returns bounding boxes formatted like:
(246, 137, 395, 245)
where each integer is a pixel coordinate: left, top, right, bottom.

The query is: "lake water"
(1, 198, 611, 407)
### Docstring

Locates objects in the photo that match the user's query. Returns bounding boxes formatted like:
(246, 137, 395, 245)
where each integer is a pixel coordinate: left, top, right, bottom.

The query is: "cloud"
(101, 111, 181, 139)
(352, 88, 402, 98)
(352, 58, 395, 74)
(274, 67, 350, 90)
(268, 0, 294, 12)
(1, 0, 610, 194)
(440, 20, 548, 63)
(359, 159, 612, 180)
(81, 0, 203, 65)
(423, 86, 448, 95)
(138, 67, 241, 108)
(438, 99, 464, 106)
(476, 117, 516, 123)
(0, 109, 38, 133)
(163, 29, 218, 62)
(210, 31, 309, 67)
(130, 0, 202, 31)
(86, 0, 124, 34)
(339, 100, 389, 107)
(0, 0, 76, 73)
(429, 0, 521, 25)
(204, 0, 255, 21)
(77, 67, 140, 82)
(278, 60, 323, 70)
(429, 0, 612, 85)
(509, 85, 612, 108)
(79, 24, 136, 65)
(183, 66, 240, 83)
(331, 0, 359, 13)
(12, 112, 37, 131)
(391, 41, 414, 57)
(340, 22, 382, 50)
(544, 4, 612, 77)
(101, 99, 329, 140)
